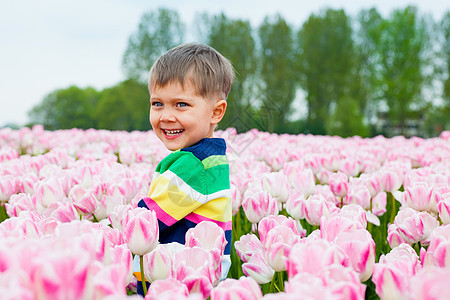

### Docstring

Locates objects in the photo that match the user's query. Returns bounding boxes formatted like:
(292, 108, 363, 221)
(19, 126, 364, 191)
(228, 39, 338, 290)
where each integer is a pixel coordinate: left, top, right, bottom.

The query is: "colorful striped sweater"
(133, 137, 232, 279)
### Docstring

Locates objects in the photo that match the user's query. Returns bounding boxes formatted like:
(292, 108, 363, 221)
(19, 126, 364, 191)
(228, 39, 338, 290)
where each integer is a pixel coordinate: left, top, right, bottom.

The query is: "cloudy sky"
(1, 0, 449, 127)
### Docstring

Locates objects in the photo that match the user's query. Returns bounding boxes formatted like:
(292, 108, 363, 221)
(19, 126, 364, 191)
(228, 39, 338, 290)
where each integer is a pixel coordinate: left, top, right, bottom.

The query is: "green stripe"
(201, 155, 228, 169)
(155, 151, 229, 195)
(205, 164, 230, 194)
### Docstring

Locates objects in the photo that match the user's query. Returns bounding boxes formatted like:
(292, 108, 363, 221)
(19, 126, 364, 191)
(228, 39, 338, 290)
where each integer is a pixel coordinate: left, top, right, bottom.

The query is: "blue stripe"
(181, 138, 226, 161)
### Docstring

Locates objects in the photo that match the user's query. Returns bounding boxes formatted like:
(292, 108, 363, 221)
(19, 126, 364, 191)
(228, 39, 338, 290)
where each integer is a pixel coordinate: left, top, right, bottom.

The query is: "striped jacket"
(134, 138, 232, 279)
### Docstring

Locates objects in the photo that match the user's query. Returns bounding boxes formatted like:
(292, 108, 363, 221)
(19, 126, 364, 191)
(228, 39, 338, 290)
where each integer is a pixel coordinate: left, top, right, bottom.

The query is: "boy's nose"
(160, 110, 176, 122)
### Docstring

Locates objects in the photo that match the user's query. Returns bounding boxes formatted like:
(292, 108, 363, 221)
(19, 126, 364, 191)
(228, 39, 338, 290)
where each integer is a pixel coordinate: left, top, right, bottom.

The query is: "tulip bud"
(122, 207, 159, 256)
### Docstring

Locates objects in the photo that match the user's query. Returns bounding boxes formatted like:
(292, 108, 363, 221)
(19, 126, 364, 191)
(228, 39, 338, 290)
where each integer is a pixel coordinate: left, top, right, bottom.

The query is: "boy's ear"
(211, 99, 227, 125)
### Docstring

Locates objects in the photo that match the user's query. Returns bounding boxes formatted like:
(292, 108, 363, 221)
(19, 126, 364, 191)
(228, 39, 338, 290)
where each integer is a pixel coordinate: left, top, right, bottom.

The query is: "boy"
(133, 43, 234, 295)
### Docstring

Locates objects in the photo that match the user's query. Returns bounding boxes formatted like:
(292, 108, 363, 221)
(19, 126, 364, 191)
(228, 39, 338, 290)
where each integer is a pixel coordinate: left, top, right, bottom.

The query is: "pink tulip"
(0, 145, 19, 162)
(143, 243, 173, 282)
(110, 244, 133, 284)
(403, 182, 439, 213)
(409, 267, 450, 300)
(185, 221, 227, 283)
(122, 207, 159, 256)
(5, 193, 36, 217)
(328, 172, 348, 198)
(339, 158, 361, 177)
(34, 178, 65, 208)
(422, 224, 450, 268)
(372, 191, 387, 216)
(242, 190, 279, 224)
(211, 276, 262, 300)
(438, 194, 450, 224)
(95, 195, 126, 220)
(346, 184, 371, 210)
(337, 203, 368, 228)
(72, 164, 94, 189)
(394, 207, 439, 245)
(185, 221, 227, 255)
(263, 225, 301, 271)
(379, 169, 402, 192)
(286, 168, 316, 198)
(314, 184, 339, 206)
(0, 175, 17, 202)
(230, 183, 242, 216)
(172, 247, 215, 298)
(285, 190, 305, 220)
(145, 278, 189, 300)
(94, 264, 128, 297)
(387, 224, 407, 248)
(48, 201, 80, 223)
(234, 233, 263, 263)
(30, 251, 94, 300)
(322, 152, 340, 172)
(258, 216, 303, 271)
(261, 172, 290, 203)
(372, 244, 420, 300)
(17, 172, 39, 194)
(287, 239, 348, 278)
(320, 264, 366, 299)
(285, 272, 332, 299)
(108, 204, 133, 230)
(1, 215, 40, 239)
(303, 194, 338, 226)
(334, 229, 376, 281)
(241, 251, 275, 284)
(69, 185, 98, 216)
(101, 226, 125, 247)
(258, 215, 304, 245)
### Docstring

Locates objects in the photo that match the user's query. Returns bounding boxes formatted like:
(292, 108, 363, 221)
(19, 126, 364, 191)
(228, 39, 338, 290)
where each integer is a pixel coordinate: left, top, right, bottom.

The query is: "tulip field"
(0, 125, 449, 299)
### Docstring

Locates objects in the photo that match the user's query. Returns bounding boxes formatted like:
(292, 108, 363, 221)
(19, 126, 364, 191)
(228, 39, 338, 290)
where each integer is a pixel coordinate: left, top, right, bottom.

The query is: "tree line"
(28, 6, 450, 137)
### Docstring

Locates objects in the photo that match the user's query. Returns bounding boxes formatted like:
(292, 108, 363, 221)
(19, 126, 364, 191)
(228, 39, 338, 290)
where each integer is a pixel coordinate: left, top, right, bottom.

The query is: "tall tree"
(296, 9, 360, 135)
(258, 14, 296, 133)
(28, 86, 99, 130)
(122, 8, 185, 82)
(96, 79, 150, 131)
(202, 13, 257, 131)
(378, 6, 431, 134)
(355, 8, 384, 131)
(442, 11, 450, 104)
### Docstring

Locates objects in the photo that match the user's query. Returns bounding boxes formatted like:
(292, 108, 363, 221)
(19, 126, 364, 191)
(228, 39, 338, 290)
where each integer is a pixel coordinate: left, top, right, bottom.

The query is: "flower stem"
(92, 214, 99, 223)
(140, 255, 147, 295)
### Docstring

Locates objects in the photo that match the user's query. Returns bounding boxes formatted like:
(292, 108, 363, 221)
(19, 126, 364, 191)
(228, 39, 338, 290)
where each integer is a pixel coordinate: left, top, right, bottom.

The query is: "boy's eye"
(151, 101, 163, 107)
(177, 102, 188, 107)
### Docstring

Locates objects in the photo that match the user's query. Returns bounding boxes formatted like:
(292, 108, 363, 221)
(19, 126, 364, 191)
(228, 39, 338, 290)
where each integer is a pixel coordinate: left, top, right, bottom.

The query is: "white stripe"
(159, 170, 230, 204)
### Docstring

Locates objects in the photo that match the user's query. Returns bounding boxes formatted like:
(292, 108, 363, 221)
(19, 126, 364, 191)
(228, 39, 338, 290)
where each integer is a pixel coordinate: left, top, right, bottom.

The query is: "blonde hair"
(149, 43, 235, 100)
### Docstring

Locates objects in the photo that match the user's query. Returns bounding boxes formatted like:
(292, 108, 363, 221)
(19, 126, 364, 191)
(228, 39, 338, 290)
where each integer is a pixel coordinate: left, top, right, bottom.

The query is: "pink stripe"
(142, 197, 177, 226)
(185, 213, 232, 231)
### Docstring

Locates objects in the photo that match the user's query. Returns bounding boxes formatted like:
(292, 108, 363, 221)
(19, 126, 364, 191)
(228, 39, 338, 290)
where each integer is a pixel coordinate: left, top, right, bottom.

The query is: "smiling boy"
(133, 43, 234, 295)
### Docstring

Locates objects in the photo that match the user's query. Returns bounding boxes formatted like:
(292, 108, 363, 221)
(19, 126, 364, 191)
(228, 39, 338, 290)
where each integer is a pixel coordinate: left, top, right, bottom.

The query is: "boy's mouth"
(163, 129, 184, 138)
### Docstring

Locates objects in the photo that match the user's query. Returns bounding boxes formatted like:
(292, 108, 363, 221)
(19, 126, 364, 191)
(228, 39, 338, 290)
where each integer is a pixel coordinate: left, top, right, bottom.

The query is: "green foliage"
(96, 79, 150, 131)
(258, 14, 297, 133)
(296, 9, 358, 135)
(442, 12, 450, 102)
(326, 96, 369, 137)
(122, 8, 185, 83)
(28, 86, 99, 130)
(203, 13, 258, 132)
(377, 7, 432, 134)
(27, 7, 450, 137)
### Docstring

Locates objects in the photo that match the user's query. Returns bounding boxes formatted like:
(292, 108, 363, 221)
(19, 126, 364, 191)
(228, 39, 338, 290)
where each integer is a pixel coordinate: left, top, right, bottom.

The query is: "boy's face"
(149, 80, 226, 151)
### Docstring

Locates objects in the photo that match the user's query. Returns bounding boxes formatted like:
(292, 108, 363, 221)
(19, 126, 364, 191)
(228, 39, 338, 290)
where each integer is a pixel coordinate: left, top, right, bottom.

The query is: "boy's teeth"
(165, 129, 183, 135)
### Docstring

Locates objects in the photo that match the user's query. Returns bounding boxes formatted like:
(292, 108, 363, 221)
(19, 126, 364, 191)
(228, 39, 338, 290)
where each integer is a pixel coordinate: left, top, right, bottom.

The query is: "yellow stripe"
(202, 155, 228, 169)
(193, 197, 232, 222)
(149, 176, 203, 220)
